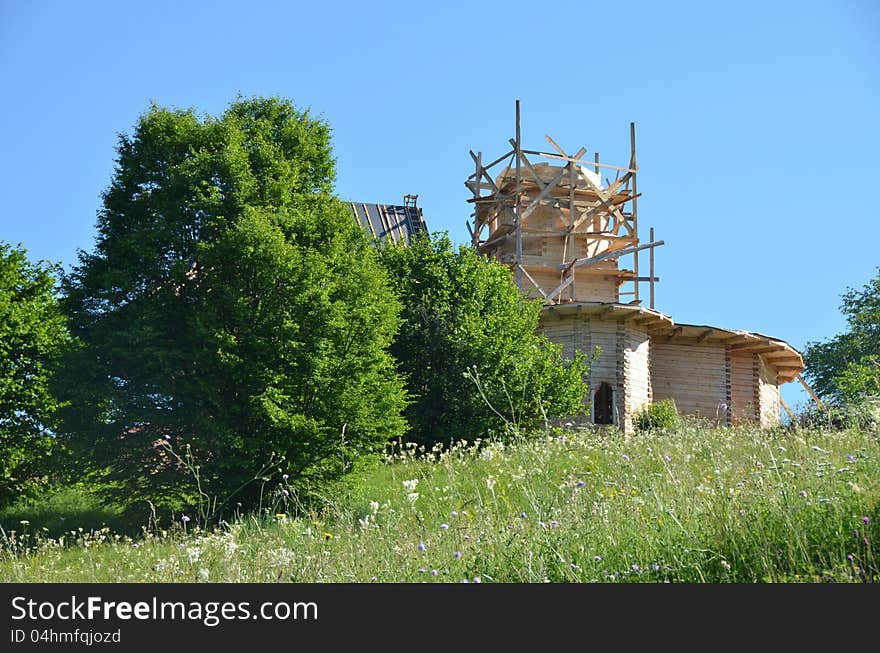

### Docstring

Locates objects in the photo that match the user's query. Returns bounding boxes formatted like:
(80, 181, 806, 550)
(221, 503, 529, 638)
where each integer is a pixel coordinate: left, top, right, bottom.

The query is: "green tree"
(57, 97, 407, 518)
(803, 267, 880, 401)
(0, 243, 71, 507)
(378, 233, 589, 447)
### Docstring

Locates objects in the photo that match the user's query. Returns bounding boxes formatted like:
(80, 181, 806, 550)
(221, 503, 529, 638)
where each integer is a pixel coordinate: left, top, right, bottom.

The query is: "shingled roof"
(349, 194, 427, 245)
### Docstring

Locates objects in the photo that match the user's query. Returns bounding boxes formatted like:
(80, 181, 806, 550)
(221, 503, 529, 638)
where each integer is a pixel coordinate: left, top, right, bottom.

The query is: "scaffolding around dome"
(465, 100, 663, 308)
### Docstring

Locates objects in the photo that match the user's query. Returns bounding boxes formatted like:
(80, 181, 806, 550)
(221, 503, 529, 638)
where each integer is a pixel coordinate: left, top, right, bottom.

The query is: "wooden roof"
(350, 201, 427, 245)
(541, 302, 804, 384)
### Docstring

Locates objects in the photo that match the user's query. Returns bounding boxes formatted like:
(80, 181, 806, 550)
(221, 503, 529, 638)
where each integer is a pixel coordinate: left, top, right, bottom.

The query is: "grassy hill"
(1, 422, 877, 583)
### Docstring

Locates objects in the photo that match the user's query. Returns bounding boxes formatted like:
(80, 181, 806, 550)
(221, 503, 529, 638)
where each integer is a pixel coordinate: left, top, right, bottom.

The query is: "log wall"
(651, 341, 727, 421)
(730, 351, 758, 423)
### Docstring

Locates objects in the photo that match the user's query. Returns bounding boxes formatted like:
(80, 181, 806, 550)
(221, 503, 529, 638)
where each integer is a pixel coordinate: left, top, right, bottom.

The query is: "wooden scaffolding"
(465, 101, 664, 307)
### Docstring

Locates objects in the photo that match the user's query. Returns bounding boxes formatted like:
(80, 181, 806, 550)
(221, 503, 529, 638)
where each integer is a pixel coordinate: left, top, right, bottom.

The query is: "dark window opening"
(594, 382, 614, 425)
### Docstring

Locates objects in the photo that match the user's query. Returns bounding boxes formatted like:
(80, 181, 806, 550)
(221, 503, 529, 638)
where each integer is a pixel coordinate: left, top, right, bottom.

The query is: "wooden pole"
(779, 394, 797, 422)
(515, 100, 522, 290)
(630, 122, 639, 304)
(796, 374, 828, 412)
(472, 151, 482, 247)
(649, 226, 655, 309)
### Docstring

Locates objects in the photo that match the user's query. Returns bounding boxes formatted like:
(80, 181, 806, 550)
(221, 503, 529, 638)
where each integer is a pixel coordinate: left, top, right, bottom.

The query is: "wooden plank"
(516, 264, 548, 299)
(561, 240, 665, 271)
(545, 273, 574, 301)
(779, 395, 797, 421)
(525, 148, 637, 173)
(796, 374, 827, 411)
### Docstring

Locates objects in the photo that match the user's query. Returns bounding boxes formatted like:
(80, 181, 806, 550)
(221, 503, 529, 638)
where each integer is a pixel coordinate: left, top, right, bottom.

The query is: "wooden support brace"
(796, 374, 828, 412)
(560, 240, 665, 272)
(779, 395, 797, 422)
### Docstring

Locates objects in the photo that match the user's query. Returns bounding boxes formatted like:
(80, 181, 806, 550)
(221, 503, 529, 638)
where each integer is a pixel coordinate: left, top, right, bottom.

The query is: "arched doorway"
(594, 382, 614, 425)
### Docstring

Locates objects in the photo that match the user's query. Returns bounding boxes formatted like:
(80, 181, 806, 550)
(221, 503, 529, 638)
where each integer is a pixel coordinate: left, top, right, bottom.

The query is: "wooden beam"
(779, 395, 797, 422)
(696, 328, 715, 342)
(796, 374, 827, 412)
(545, 273, 574, 301)
(560, 240, 665, 271)
(516, 264, 548, 299)
(524, 148, 637, 173)
(729, 341, 776, 352)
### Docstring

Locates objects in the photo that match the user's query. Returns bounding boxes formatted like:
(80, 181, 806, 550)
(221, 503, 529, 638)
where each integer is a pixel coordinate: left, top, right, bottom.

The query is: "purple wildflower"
(418, 542, 427, 552)
(576, 480, 586, 487)
(454, 551, 462, 560)
(473, 577, 482, 583)
(664, 454, 671, 462)
(520, 512, 528, 519)
(451, 511, 458, 517)
(863, 516, 870, 525)
(631, 564, 640, 572)
(181, 515, 190, 523)
(594, 555, 602, 562)
(440, 523, 449, 530)
(799, 490, 808, 498)
(549, 520, 560, 527)
(847, 454, 855, 462)
(431, 569, 438, 576)
(622, 454, 630, 462)
(418, 568, 426, 573)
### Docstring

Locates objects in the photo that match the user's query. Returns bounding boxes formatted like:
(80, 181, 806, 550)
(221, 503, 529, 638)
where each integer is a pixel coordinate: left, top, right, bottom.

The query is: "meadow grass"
(0, 422, 877, 582)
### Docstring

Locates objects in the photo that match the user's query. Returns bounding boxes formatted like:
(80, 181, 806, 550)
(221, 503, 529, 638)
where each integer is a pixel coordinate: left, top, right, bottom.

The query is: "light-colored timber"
(466, 103, 804, 433)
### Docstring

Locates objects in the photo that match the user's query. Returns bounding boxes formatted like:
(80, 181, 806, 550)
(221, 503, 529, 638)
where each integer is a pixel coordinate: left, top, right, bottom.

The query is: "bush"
(633, 399, 682, 432)
(796, 396, 880, 433)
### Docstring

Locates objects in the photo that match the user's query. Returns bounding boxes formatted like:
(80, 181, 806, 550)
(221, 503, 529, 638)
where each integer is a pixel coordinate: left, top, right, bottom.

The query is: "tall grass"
(1, 422, 877, 582)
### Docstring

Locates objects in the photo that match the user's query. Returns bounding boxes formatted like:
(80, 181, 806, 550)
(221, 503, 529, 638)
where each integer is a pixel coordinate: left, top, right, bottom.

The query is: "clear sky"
(1, 0, 878, 411)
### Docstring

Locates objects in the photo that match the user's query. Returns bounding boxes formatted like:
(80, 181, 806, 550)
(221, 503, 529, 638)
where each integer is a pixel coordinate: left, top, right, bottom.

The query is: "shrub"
(633, 399, 682, 432)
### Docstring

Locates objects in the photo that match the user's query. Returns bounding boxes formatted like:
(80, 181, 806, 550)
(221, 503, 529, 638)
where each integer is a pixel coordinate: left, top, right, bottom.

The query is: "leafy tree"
(803, 267, 880, 401)
(57, 97, 407, 518)
(378, 233, 589, 447)
(0, 243, 71, 507)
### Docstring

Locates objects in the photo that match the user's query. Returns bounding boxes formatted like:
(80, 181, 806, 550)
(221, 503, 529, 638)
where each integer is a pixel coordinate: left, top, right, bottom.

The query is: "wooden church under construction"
(465, 102, 808, 433)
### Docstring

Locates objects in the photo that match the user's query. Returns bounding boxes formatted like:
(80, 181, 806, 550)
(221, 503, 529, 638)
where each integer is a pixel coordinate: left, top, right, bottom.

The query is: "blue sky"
(1, 0, 878, 410)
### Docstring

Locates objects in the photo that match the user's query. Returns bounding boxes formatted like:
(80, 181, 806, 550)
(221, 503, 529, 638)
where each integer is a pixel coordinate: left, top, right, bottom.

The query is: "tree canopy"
(378, 233, 589, 447)
(803, 267, 880, 402)
(57, 97, 407, 517)
(0, 243, 70, 507)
